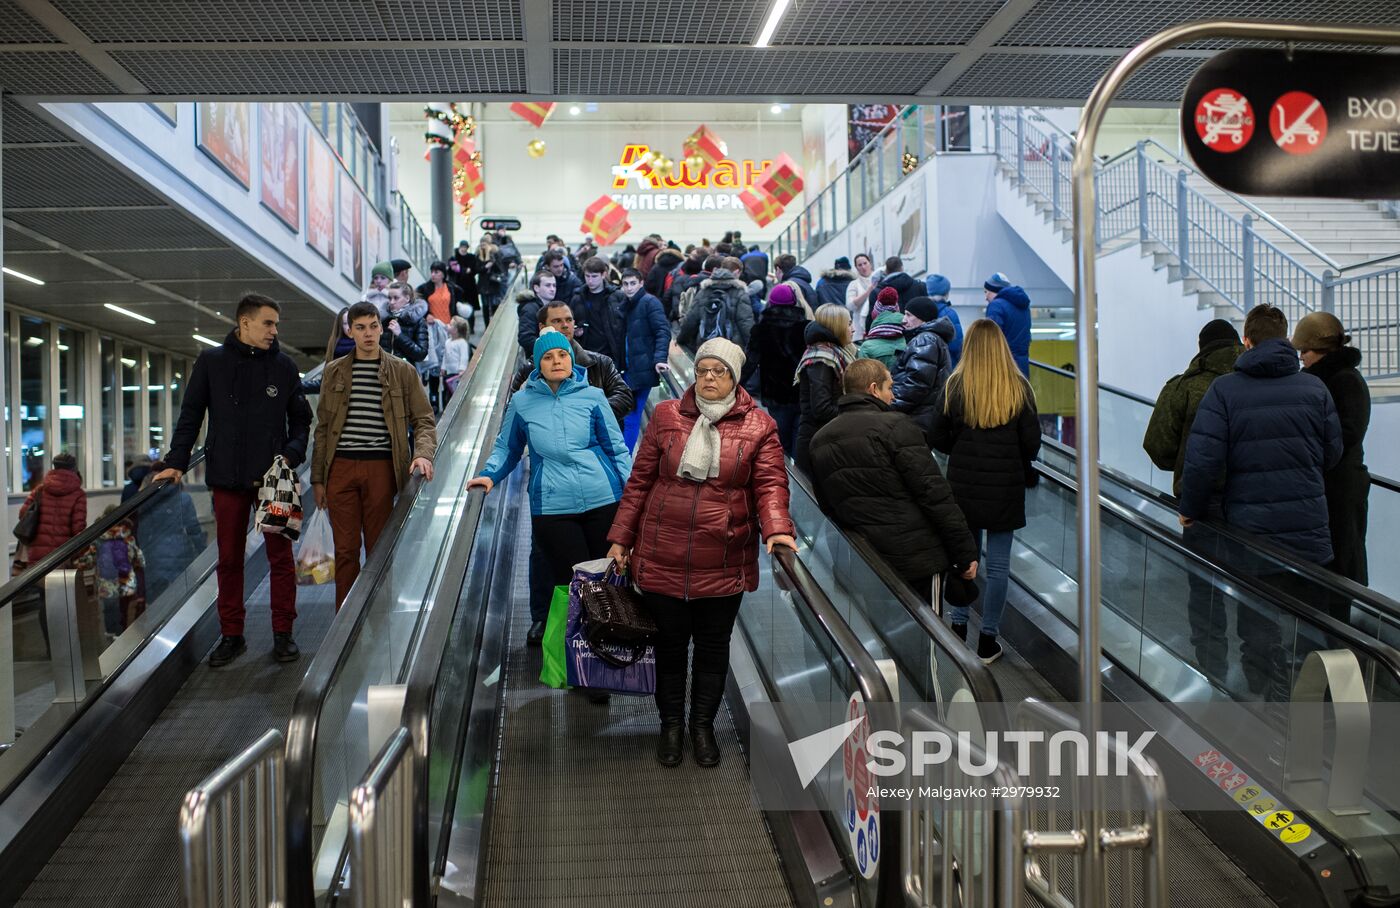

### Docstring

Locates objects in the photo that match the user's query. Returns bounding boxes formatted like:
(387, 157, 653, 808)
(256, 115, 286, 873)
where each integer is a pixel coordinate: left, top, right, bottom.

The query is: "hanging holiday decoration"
(652, 153, 675, 179)
(902, 151, 918, 174)
(684, 152, 706, 173)
(581, 195, 631, 246)
(682, 124, 728, 177)
(424, 102, 469, 156)
(739, 186, 785, 227)
(754, 152, 805, 206)
(509, 101, 556, 128)
(527, 138, 547, 158)
(455, 158, 485, 207)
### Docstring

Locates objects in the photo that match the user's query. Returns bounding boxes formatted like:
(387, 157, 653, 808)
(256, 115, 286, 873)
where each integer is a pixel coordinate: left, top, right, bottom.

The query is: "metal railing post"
(1242, 214, 1256, 309)
(993, 107, 1003, 158)
(1176, 170, 1191, 277)
(1050, 135, 1062, 220)
(1016, 108, 1026, 184)
(1136, 142, 1150, 244)
(1322, 270, 1337, 313)
(349, 728, 415, 908)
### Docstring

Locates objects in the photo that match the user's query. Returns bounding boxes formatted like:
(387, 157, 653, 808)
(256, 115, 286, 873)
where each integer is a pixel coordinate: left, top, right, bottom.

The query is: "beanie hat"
(925, 273, 951, 297)
(904, 296, 940, 323)
(768, 283, 797, 307)
(875, 286, 901, 312)
(834, 256, 852, 270)
(1197, 318, 1241, 351)
(1291, 311, 1348, 353)
(371, 261, 394, 281)
(984, 272, 1012, 293)
(532, 327, 574, 368)
(694, 337, 746, 381)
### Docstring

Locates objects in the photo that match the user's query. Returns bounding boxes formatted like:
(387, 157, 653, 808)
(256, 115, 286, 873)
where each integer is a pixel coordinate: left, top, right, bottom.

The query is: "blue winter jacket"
(620, 289, 671, 392)
(479, 367, 633, 516)
(1180, 338, 1343, 564)
(985, 286, 1032, 376)
(934, 299, 963, 367)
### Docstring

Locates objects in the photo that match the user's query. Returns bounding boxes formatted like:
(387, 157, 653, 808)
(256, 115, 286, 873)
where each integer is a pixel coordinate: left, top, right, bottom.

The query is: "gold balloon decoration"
(652, 154, 675, 179)
(684, 152, 705, 172)
(527, 138, 547, 158)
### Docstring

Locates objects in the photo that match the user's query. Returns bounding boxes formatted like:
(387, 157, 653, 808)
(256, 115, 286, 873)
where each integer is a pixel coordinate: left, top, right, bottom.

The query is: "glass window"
(18, 317, 47, 491)
(4, 315, 12, 485)
(122, 351, 139, 476)
(327, 104, 342, 161)
(57, 325, 84, 477)
(147, 354, 166, 460)
(100, 337, 117, 487)
(171, 359, 186, 421)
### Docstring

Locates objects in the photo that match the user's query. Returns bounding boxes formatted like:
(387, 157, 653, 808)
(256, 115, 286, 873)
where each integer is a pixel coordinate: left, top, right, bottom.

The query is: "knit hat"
(984, 272, 1012, 293)
(874, 286, 901, 313)
(694, 337, 746, 381)
(371, 261, 394, 281)
(904, 296, 940, 323)
(925, 273, 951, 297)
(768, 283, 798, 307)
(834, 256, 852, 270)
(532, 327, 574, 367)
(1292, 311, 1348, 353)
(1197, 318, 1241, 351)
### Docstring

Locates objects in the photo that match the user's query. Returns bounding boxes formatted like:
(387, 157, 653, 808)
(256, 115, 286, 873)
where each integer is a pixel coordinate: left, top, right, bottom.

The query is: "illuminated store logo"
(611, 144, 772, 191)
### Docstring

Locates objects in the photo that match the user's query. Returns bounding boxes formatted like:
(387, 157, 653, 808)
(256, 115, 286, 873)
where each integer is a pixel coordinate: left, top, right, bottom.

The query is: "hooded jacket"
(570, 282, 627, 364)
(809, 394, 978, 580)
(645, 250, 684, 298)
(816, 269, 856, 309)
(166, 330, 312, 491)
(742, 252, 771, 287)
(381, 298, 429, 364)
(1304, 346, 1371, 584)
(677, 269, 755, 352)
(18, 467, 87, 562)
(479, 365, 633, 516)
(741, 303, 809, 406)
(985, 285, 1032, 376)
(794, 321, 852, 475)
(620, 288, 671, 392)
(608, 386, 794, 600)
(635, 238, 662, 278)
(930, 379, 1042, 532)
(876, 271, 922, 309)
(510, 338, 634, 428)
(934, 299, 964, 366)
(891, 318, 955, 439)
(1143, 339, 1242, 496)
(663, 270, 702, 324)
(858, 310, 907, 369)
(780, 265, 818, 309)
(1180, 338, 1343, 564)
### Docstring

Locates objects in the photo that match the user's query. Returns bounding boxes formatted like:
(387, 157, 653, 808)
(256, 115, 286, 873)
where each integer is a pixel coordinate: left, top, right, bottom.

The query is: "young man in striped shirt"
(311, 301, 438, 608)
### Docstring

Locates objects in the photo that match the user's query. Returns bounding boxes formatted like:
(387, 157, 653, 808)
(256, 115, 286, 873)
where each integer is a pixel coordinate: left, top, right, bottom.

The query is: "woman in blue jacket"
(468, 328, 633, 598)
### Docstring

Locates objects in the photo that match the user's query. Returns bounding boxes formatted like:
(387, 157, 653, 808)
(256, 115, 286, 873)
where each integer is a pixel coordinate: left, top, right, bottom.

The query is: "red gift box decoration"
(452, 136, 476, 171)
(755, 152, 805, 206)
(683, 124, 728, 176)
(457, 159, 484, 204)
(739, 186, 784, 227)
(581, 195, 631, 245)
(509, 101, 556, 128)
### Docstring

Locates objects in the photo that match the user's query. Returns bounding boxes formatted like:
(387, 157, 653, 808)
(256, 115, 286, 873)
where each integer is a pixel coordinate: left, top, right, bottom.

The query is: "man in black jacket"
(156, 294, 313, 667)
(570, 256, 627, 364)
(774, 253, 817, 309)
(891, 296, 955, 442)
(516, 269, 557, 355)
(874, 256, 922, 310)
(809, 358, 978, 604)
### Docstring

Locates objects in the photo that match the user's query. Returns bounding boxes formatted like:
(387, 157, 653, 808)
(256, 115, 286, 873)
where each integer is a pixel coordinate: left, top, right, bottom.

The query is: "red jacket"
(19, 468, 87, 562)
(609, 387, 794, 600)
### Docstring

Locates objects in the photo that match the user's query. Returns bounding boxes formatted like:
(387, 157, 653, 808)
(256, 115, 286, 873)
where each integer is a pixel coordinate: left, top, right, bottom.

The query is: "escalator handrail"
(1032, 455, 1400, 683)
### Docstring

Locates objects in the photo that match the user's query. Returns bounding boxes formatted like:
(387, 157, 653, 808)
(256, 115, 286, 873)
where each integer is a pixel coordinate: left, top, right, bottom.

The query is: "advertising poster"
(339, 172, 363, 287)
(306, 131, 335, 264)
(848, 104, 902, 159)
(883, 173, 927, 276)
(197, 102, 251, 187)
(850, 206, 885, 272)
(259, 102, 301, 231)
(365, 214, 387, 274)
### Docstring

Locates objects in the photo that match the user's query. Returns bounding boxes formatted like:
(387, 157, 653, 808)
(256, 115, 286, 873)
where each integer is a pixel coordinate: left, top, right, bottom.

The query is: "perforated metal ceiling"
(946, 53, 1209, 104)
(1, 98, 71, 143)
(0, 0, 59, 43)
(0, 52, 118, 94)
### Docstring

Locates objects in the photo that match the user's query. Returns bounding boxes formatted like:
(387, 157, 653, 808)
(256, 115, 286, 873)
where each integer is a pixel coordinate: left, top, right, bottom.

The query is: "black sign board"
(477, 217, 522, 232)
(1181, 48, 1400, 198)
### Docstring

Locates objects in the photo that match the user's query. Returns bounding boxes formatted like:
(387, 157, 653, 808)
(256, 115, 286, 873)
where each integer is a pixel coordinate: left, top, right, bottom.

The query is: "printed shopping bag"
(295, 509, 335, 585)
(565, 558, 656, 696)
(539, 585, 571, 689)
(254, 455, 304, 541)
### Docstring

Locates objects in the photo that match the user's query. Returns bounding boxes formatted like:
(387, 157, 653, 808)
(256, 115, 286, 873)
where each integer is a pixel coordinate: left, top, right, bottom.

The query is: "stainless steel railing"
(348, 727, 414, 908)
(180, 729, 286, 908)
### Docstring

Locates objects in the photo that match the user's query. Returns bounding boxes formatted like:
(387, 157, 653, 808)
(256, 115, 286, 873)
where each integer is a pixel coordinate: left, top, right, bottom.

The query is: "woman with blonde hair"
(930, 318, 1041, 664)
(794, 303, 856, 474)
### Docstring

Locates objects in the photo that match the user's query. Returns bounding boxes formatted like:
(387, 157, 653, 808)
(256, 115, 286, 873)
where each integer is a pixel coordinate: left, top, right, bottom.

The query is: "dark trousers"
(767, 401, 801, 458)
(326, 457, 397, 609)
(1181, 505, 1229, 680)
(530, 502, 620, 587)
(646, 591, 743, 722)
(212, 488, 296, 637)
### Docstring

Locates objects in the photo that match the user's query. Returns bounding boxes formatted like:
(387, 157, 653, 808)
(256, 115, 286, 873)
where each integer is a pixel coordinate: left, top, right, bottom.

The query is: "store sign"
(478, 217, 522, 231)
(610, 144, 774, 212)
(1182, 48, 1400, 198)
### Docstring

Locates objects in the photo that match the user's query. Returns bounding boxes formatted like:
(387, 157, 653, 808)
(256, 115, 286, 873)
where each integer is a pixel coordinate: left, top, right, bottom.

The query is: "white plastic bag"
(295, 509, 334, 585)
(254, 455, 304, 540)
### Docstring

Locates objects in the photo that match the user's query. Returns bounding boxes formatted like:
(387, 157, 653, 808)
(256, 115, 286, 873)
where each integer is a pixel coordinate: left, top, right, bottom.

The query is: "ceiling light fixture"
(770, 104, 783, 114)
(753, 0, 791, 47)
(569, 105, 581, 116)
(121, 358, 137, 367)
(193, 334, 220, 348)
(2, 266, 45, 285)
(104, 303, 156, 325)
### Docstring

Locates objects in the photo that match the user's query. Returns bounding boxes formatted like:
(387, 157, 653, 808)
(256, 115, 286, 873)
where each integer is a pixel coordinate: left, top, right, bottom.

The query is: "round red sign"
(1195, 88, 1255, 152)
(1270, 91, 1327, 155)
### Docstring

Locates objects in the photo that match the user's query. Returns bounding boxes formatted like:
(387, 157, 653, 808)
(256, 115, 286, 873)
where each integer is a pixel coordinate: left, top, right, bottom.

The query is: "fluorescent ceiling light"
(753, 0, 790, 47)
(2, 266, 45, 285)
(24, 337, 44, 347)
(193, 334, 220, 347)
(120, 358, 137, 367)
(770, 104, 783, 114)
(104, 303, 156, 325)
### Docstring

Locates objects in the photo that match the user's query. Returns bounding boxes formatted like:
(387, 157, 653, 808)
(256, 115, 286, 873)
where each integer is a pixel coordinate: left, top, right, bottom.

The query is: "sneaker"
(209, 635, 247, 667)
(273, 632, 300, 663)
(976, 633, 1003, 665)
(526, 621, 546, 646)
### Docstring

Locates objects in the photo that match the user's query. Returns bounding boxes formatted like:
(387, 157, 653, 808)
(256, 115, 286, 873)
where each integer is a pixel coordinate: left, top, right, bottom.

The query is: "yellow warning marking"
(1264, 810, 1295, 830)
(1234, 785, 1263, 804)
(1248, 799, 1277, 817)
(1279, 823, 1312, 844)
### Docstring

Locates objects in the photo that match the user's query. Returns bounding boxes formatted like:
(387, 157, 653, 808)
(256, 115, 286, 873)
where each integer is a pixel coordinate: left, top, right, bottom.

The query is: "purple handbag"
(565, 558, 656, 695)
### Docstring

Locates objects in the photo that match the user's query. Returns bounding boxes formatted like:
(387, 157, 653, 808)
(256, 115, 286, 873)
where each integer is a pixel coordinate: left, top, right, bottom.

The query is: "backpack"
(699, 292, 736, 343)
(677, 281, 702, 323)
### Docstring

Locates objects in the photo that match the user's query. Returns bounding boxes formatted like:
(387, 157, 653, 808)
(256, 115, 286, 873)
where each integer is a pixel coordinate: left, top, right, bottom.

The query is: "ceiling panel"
(774, 0, 1003, 46)
(2, 146, 164, 208)
(0, 52, 119, 94)
(2, 98, 74, 144)
(91, 248, 272, 281)
(945, 53, 1205, 103)
(35, 281, 189, 304)
(110, 48, 527, 94)
(0, 0, 61, 43)
(553, 1, 765, 43)
(52, 0, 523, 43)
(2, 250, 123, 283)
(151, 278, 297, 302)
(3, 225, 52, 251)
(554, 48, 955, 95)
(7, 209, 225, 251)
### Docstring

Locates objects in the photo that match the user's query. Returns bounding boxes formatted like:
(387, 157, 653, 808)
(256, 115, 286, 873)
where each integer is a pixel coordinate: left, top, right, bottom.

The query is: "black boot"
(688, 671, 726, 768)
(655, 669, 687, 767)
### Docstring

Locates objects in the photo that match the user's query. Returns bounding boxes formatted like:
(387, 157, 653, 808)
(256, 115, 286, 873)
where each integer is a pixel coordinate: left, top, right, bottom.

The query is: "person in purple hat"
(740, 282, 810, 456)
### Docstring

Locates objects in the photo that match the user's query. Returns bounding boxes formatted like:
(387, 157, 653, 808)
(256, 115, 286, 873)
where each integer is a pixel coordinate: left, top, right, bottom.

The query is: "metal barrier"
(180, 729, 286, 908)
(348, 727, 414, 908)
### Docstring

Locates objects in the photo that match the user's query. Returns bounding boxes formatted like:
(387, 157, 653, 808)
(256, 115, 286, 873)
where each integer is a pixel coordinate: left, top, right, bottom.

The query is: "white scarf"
(677, 391, 737, 482)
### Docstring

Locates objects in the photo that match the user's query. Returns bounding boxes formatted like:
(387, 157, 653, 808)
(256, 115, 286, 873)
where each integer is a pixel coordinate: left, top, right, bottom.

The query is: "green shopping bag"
(539, 585, 571, 689)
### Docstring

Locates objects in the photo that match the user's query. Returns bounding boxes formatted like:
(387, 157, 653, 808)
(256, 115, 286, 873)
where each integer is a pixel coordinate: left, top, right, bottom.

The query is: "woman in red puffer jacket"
(608, 337, 796, 770)
(19, 452, 88, 563)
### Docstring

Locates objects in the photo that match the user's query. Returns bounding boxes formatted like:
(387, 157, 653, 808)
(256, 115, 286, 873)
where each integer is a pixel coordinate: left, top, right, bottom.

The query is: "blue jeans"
(622, 388, 650, 451)
(949, 529, 1015, 636)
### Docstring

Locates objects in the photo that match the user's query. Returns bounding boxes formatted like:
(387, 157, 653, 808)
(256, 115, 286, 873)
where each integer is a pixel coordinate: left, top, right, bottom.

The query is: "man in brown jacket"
(313, 301, 437, 607)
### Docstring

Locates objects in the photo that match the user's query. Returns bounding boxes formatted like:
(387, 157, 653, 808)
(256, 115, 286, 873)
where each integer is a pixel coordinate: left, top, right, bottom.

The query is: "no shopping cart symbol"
(1270, 91, 1327, 155)
(1195, 88, 1255, 151)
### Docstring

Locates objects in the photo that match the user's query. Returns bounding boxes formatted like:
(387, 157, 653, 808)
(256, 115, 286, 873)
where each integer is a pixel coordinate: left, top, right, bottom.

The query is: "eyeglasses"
(695, 366, 731, 379)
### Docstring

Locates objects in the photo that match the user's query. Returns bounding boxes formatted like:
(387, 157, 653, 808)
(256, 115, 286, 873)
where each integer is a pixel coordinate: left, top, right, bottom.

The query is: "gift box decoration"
(581, 195, 631, 245)
(739, 186, 784, 227)
(457, 158, 484, 204)
(683, 124, 728, 176)
(755, 152, 805, 206)
(509, 101, 556, 128)
(452, 135, 476, 171)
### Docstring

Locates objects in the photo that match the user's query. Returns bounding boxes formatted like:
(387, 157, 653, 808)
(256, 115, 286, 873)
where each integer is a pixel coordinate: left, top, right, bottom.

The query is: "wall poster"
(339, 172, 364, 287)
(196, 102, 251, 187)
(365, 214, 387, 273)
(306, 130, 335, 264)
(259, 102, 301, 231)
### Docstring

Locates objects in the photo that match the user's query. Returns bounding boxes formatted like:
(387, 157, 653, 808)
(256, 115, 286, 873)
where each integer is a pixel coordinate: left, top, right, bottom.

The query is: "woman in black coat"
(794, 304, 855, 475)
(1295, 313, 1371, 588)
(740, 282, 810, 457)
(930, 319, 1041, 664)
